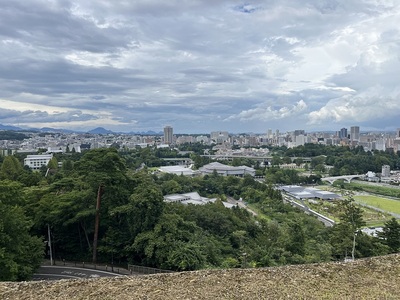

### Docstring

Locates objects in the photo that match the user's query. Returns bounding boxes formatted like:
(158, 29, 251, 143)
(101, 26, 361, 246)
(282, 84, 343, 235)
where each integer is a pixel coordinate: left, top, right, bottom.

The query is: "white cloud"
(308, 87, 400, 124)
(226, 100, 307, 122)
(0, 1, 399, 132)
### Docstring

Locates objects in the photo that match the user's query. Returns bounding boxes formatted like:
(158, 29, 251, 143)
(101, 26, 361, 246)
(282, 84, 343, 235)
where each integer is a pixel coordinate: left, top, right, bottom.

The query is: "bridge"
(321, 175, 364, 184)
(200, 155, 312, 164)
(161, 158, 193, 165)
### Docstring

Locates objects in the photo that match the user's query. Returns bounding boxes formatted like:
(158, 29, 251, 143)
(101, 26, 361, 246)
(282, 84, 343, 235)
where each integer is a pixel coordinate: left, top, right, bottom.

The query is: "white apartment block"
(24, 154, 53, 170)
(210, 131, 229, 144)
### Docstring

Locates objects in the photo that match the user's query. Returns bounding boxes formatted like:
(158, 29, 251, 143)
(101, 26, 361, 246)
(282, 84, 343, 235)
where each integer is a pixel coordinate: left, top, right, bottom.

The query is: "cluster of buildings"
(1, 125, 400, 172)
(1, 125, 399, 155)
(163, 126, 400, 152)
(157, 162, 256, 178)
(366, 165, 400, 184)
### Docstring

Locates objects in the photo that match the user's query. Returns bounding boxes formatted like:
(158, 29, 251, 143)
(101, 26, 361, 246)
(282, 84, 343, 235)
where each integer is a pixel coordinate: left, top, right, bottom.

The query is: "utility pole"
(48, 224, 53, 266)
(92, 185, 103, 263)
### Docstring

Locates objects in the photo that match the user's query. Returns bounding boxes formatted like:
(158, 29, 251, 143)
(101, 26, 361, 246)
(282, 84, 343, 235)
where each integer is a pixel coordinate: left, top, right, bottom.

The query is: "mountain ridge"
(0, 124, 163, 135)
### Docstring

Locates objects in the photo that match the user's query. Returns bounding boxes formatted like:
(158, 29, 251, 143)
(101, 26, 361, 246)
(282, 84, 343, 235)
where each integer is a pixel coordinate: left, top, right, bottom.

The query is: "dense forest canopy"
(0, 130, 28, 141)
(1, 145, 399, 281)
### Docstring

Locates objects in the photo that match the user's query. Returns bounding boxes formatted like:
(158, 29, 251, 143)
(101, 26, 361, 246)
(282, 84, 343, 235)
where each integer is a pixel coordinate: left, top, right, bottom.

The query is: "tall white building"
(267, 129, 272, 139)
(350, 126, 360, 142)
(295, 134, 306, 146)
(210, 131, 229, 144)
(164, 126, 173, 145)
(382, 165, 390, 177)
(24, 154, 53, 170)
(375, 139, 386, 151)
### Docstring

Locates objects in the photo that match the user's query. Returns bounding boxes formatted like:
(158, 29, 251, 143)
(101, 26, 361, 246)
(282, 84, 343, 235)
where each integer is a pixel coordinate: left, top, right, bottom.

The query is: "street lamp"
(242, 252, 247, 268)
(47, 224, 53, 266)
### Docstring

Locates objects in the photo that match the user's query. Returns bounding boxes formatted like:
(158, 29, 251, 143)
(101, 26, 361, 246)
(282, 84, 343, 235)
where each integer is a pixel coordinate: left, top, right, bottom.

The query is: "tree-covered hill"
(0, 130, 28, 141)
(1, 147, 398, 281)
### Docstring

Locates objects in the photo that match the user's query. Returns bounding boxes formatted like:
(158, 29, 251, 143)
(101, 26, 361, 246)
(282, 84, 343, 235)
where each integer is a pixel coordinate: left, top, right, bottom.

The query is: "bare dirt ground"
(1, 254, 400, 300)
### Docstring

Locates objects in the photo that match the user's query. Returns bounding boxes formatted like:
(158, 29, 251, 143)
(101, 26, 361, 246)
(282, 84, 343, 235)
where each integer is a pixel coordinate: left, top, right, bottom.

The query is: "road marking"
(39, 266, 124, 276)
(33, 273, 81, 279)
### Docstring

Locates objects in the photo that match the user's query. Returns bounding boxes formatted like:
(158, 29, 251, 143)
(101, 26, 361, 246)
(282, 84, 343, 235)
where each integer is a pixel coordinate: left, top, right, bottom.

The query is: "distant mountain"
(87, 127, 115, 134)
(39, 127, 81, 134)
(0, 124, 24, 131)
(0, 123, 164, 135)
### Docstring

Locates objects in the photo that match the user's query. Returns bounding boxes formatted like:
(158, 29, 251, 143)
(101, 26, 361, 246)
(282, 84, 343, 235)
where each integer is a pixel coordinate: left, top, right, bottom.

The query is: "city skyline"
(1, 1, 400, 134)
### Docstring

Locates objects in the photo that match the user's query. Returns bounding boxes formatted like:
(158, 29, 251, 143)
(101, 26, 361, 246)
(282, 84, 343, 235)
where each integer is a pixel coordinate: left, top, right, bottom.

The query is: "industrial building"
(199, 162, 255, 177)
(279, 185, 340, 200)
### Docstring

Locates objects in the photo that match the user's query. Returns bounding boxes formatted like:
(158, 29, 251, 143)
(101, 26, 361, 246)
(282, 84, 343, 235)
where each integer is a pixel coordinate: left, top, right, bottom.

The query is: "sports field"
(354, 194, 400, 215)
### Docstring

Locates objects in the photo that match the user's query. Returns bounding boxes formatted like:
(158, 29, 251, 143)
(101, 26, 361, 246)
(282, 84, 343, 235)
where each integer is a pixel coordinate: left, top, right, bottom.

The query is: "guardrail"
(128, 264, 175, 275)
(47, 259, 130, 275)
(44, 260, 174, 276)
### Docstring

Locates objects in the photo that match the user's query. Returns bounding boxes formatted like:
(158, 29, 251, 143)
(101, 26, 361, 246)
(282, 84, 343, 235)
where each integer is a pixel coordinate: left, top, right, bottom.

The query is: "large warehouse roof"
(279, 185, 340, 200)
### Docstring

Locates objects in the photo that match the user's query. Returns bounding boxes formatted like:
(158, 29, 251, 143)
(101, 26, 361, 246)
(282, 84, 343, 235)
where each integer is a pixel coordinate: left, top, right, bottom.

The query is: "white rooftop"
(159, 166, 198, 176)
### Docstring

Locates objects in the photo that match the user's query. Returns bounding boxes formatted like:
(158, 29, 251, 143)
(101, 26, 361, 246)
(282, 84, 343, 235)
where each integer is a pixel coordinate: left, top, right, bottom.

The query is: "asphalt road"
(33, 265, 124, 281)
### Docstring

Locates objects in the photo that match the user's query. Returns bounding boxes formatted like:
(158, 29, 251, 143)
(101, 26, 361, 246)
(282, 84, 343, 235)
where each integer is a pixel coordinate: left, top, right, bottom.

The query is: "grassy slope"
(1, 254, 400, 299)
(354, 195, 400, 215)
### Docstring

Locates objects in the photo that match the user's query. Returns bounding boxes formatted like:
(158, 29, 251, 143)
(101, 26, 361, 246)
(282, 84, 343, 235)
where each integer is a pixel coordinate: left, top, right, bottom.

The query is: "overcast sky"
(0, 0, 399, 134)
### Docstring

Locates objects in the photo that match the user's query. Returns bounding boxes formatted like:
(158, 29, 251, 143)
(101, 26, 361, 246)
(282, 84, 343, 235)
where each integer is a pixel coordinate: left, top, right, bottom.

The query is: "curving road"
(33, 265, 125, 281)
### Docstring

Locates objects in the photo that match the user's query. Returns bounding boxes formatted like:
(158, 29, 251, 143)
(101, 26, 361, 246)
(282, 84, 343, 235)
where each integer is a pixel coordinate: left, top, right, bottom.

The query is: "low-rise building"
(158, 166, 199, 176)
(24, 154, 53, 170)
(279, 185, 340, 200)
(199, 162, 255, 177)
(164, 191, 235, 208)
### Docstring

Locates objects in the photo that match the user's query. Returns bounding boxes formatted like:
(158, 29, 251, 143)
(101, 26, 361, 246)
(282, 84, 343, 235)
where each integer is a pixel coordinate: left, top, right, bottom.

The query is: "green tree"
(294, 157, 304, 166)
(111, 172, 164, 240)
(47, 156, 58, 170)
(286, 220, 305, 257)
(0, 156, 22, 181)
(378, 218, 400, 252)
(0, 182, 44, 281)
(131, 213, 206, 270)
(330, 195, 365, 260)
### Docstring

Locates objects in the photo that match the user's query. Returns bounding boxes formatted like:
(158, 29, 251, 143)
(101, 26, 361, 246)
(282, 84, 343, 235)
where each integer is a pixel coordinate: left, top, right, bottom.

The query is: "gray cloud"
(0, 0, 399, 133)
(0, 108, 97, 124)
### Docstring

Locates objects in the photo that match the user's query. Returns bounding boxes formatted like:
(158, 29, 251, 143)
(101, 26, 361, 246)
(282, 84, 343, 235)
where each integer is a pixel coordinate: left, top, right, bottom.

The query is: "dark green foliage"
(0, 131, 28, 141)
(131, 213, 207, 270)
(329, 196, 371, 260)
(0, 182, 44, 281)
(378, 218, 400, 252)
(0, 156, 23, 180)
(0, 146, 393, 280)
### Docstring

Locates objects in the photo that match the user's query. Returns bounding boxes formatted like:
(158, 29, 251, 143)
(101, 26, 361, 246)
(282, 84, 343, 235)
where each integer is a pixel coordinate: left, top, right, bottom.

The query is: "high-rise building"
(210, 131, 229, 144)
(164, 126, 173, 145)
(267, 129, 272, 139)
(294, 130, 305, 137)
(339, 128, 348, 139)
(295, 134, 306, 146)
(396, 128, 400, 139)
(350, 126, 360, 141)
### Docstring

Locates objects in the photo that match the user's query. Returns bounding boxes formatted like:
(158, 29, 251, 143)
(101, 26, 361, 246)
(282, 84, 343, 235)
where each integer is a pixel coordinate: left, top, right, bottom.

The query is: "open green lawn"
(300, 196, 390, 227)
(354, 195, 400, 215)
(345, 182, 400, 198)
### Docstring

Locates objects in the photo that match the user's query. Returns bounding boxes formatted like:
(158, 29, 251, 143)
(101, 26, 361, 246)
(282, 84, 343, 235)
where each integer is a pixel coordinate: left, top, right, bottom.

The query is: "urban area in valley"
(2, 124, 400, 281)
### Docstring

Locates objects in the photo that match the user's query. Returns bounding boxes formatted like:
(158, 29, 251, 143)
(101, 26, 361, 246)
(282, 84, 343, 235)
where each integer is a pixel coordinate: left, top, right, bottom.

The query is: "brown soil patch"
(1, 255, 400, 299)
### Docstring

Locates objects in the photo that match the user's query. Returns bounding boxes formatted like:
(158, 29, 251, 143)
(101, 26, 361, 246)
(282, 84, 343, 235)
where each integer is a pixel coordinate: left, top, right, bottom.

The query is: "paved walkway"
(226, 197, 258, 216)
(42, 260, 132, 275)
